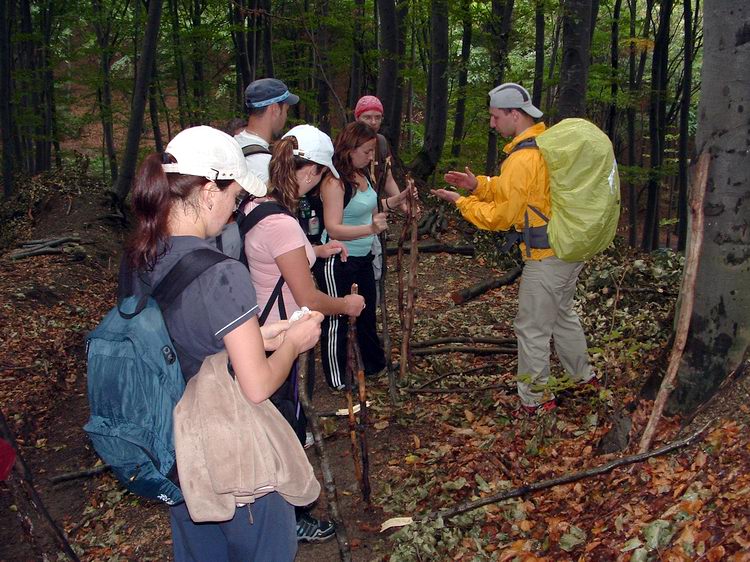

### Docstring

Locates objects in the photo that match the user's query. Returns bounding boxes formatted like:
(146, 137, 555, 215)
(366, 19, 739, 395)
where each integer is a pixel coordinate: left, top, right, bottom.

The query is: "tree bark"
(641, 0, 673, 251)
(407, 0, 448, 180)
(261, 0, 273, 77)
(113, 0, 164, 202)
(389, 0, 408, 153)
(605, 0, 622, 142)
(347, 0, 365, 110)
(669, 0, 750, 415)
(532, 0, 545, 108)
(676, 0, 696, 252)
(315, 0, 331, 134)
(450, 0, 472, 158)
(169, 0, 189, 129)
(557, 0, 593, 120)
(484, 0, 515, 175)
(190, 0, 206, 124)
(1, 0, 14, 198)
(626, 0, 638, 247)
(148, 60, 164, 153)
(377, 0, 399, 144)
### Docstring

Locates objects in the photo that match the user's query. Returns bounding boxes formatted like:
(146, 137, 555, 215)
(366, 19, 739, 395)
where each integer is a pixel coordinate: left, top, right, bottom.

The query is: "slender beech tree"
(605, 0, 623, 143)
(389, 0, 408, 153)
(450, 0, 472, 158)
(261, 0, 273, 77)
(626, 0, 638, 247)
(169, 0, 189, 128)
(113, 0, 164, 202)
(408, 0, 448, 180)
(1, 0, 14, 198)
(376, 0, 400, 145)
(642, 0, 673, 250)
(348, 0, 366, 109)
(676, 0, 697, 251)
(670, 0, 749, 415)
(484, 0, 515, 175)
(532, 0, 545, 108)
(557, 0, 593, 120)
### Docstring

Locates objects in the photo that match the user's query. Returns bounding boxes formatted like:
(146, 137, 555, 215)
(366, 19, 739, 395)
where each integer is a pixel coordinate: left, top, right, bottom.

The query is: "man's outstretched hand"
(444, 167, 478, 192)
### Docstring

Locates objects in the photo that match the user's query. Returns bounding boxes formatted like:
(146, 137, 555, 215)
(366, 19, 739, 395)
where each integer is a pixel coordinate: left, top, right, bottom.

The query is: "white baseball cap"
(162, 126, 267, 196)
(282, 124, 340, 179)
(488, 83, 543, 118)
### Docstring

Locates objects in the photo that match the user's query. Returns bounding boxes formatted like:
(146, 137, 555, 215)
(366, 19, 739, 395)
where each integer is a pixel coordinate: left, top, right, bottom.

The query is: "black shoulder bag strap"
(241, 144, 272, 157)
(236, 201, 295, 325)
(117, 249, 230, 319)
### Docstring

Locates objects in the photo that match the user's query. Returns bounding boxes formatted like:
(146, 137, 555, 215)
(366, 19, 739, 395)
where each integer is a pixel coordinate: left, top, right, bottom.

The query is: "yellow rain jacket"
(456, 122, 554, 261)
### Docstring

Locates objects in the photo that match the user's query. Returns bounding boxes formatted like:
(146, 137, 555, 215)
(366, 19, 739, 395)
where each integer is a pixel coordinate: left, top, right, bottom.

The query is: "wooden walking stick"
(296, 353, 352, 562)
(346, 284, 372, 503)
(373, 153, 398, 403)
(400, 176, 420, 380)
(345, 284, 364, 497)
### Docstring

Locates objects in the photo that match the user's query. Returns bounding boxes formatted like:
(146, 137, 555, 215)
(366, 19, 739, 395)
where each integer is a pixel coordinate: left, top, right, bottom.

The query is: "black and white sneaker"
(296, 512, 336, 543)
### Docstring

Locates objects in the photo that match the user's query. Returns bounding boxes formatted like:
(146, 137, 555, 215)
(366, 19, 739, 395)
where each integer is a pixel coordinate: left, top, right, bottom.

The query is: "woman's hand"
(260, 320, 290, 351)
(316, 240, 349, 262)
(343, 294, 366, 317)
(370, 212, 388, 234)
(285, 311, 323, 354)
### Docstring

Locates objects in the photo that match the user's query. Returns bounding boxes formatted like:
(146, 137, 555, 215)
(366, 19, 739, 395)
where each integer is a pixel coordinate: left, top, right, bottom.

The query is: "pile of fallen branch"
(10, 236, 86, 260)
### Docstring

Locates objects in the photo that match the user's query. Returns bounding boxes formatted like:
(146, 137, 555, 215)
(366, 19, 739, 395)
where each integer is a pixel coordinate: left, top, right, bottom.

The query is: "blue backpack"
(84, 249, 229, 505)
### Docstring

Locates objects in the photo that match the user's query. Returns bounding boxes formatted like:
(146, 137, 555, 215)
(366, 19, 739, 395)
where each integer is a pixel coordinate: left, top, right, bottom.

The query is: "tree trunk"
(35, 0, 54, 173)
(190, 0, 206, 125)
(113, 0, 164, 202)
(169, 0, 189, 129)
(676, 0, 695, 252)
(669, 0, 750, 415)
(93, 0, 119, 181)
(605, 0, 622, 142)
(261, 0, 273, 77)
(484, 0, 515, 176)
(407, 0, 448, 180)
(532, 0, 544, 108)
(557, 0, 593, 120)
(376, 0, 399, 145)
(389, 0, 408, 153)
(544, 12, 562, 115)
(641, 0, 673, 251)
(1, 0, 14, 198)
(348, 0, 365, 110)
(450, 0, 472, 158)
(149, 61, 164, 152)
(315, 0, 331, 133)
(626, 0, 638, 247)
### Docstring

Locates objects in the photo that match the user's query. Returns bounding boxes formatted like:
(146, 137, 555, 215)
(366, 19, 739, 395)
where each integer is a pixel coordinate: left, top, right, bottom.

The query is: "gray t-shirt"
(143, 236, 259, 379)
(234, 130, 272, 185)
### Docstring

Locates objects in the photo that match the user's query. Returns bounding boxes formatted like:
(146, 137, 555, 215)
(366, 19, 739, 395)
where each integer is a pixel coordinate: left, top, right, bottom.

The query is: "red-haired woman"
(126, 125, 322, 561)
(313, 121, 410, 390)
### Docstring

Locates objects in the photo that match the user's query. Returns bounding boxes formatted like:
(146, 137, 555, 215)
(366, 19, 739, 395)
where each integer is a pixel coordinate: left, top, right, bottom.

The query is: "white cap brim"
(237, 170, 267, 196)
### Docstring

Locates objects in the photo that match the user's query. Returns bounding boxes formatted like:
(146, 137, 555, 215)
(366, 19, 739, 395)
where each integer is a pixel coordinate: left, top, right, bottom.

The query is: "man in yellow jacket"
(432, 83, 596, 414)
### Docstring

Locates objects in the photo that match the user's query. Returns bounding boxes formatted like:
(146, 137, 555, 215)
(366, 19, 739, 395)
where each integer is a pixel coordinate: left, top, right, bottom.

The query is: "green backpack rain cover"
(535, 118, 620, 262)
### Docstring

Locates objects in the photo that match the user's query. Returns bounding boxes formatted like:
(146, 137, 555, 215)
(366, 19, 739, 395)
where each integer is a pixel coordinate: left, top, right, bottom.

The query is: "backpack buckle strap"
(522, 209, 551, 257)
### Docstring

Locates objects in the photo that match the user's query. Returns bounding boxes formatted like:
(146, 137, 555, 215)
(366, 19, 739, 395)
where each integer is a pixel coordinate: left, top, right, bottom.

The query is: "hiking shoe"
(296, 512, 335, 543)
(515, 399, 557, 418)
(304, 431, 315, 450)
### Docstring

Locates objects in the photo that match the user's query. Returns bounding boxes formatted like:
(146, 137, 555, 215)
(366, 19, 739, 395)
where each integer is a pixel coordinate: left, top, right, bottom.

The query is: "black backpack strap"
(511, 137, 538, 152)
(258, 276, 287, 326)
(152, 249, 230, 311)
(236, 201, 294, 266)
(241, 143, 272, 157)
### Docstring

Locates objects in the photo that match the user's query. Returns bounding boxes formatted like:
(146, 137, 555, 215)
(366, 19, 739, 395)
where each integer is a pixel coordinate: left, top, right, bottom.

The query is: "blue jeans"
(170, 492, 296, 562)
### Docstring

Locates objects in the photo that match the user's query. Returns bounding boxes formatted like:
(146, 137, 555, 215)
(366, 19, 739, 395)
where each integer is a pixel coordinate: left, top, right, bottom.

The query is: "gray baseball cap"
(488, 83, 543, 118)
(244, 78, 300, 110)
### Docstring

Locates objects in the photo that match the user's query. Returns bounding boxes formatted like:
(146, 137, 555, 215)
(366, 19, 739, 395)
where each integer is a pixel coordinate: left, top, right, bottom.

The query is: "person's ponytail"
(269, 137, 302, 214)
(126, 153, 205, 271)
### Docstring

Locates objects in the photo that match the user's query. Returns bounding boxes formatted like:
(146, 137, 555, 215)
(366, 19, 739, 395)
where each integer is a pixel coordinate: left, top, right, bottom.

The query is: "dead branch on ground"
(638, 153, 708, 453)
(413, 345, 517, 356)
(451, 265, 523, 304)
(386, 242, 474, 256)
(412, 337, 516, 349)
(50, 464, 110, 484)
(11, 237, 84, 260)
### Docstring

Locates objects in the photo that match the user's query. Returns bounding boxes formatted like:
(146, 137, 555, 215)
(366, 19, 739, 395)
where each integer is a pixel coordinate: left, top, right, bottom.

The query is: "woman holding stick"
(313, 121, 411, 390)
(239, 124, 365, 542)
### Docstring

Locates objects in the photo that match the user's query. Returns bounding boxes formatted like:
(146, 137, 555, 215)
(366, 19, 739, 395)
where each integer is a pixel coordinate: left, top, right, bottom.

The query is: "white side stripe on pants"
(323, 257, 343, 389)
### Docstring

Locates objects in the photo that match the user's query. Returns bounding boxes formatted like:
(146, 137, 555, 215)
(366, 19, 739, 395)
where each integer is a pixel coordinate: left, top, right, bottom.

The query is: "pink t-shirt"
(243, 200, 317, 323)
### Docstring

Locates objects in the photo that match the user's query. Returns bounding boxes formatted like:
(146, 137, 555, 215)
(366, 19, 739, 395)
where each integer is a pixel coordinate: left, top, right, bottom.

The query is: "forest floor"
(1, 178, 750, 562)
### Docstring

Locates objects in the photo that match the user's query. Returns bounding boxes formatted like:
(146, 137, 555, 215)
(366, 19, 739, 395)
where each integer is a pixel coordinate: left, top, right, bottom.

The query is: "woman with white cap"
(238, 124, 365, 543)
(125, 125, 322, 561)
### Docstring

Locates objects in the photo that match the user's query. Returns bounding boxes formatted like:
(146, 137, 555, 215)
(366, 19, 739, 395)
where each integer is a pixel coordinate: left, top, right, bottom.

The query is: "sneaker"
(296, 512, 336, 543)
(515, 399, 557, 417)
(304, 431, 315, 450)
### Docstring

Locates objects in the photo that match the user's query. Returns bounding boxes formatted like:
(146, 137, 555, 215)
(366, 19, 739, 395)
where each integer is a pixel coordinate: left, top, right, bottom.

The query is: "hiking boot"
(296, 512, 335, 543)
(515, 399, 557, 418)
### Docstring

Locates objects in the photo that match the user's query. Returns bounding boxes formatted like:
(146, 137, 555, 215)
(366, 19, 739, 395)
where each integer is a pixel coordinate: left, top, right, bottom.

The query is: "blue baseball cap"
(244, 78, 300, 110)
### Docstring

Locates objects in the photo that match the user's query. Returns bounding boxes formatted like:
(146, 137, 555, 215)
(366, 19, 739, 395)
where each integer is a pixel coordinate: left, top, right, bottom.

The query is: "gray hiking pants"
(514, 256, 593, 407)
